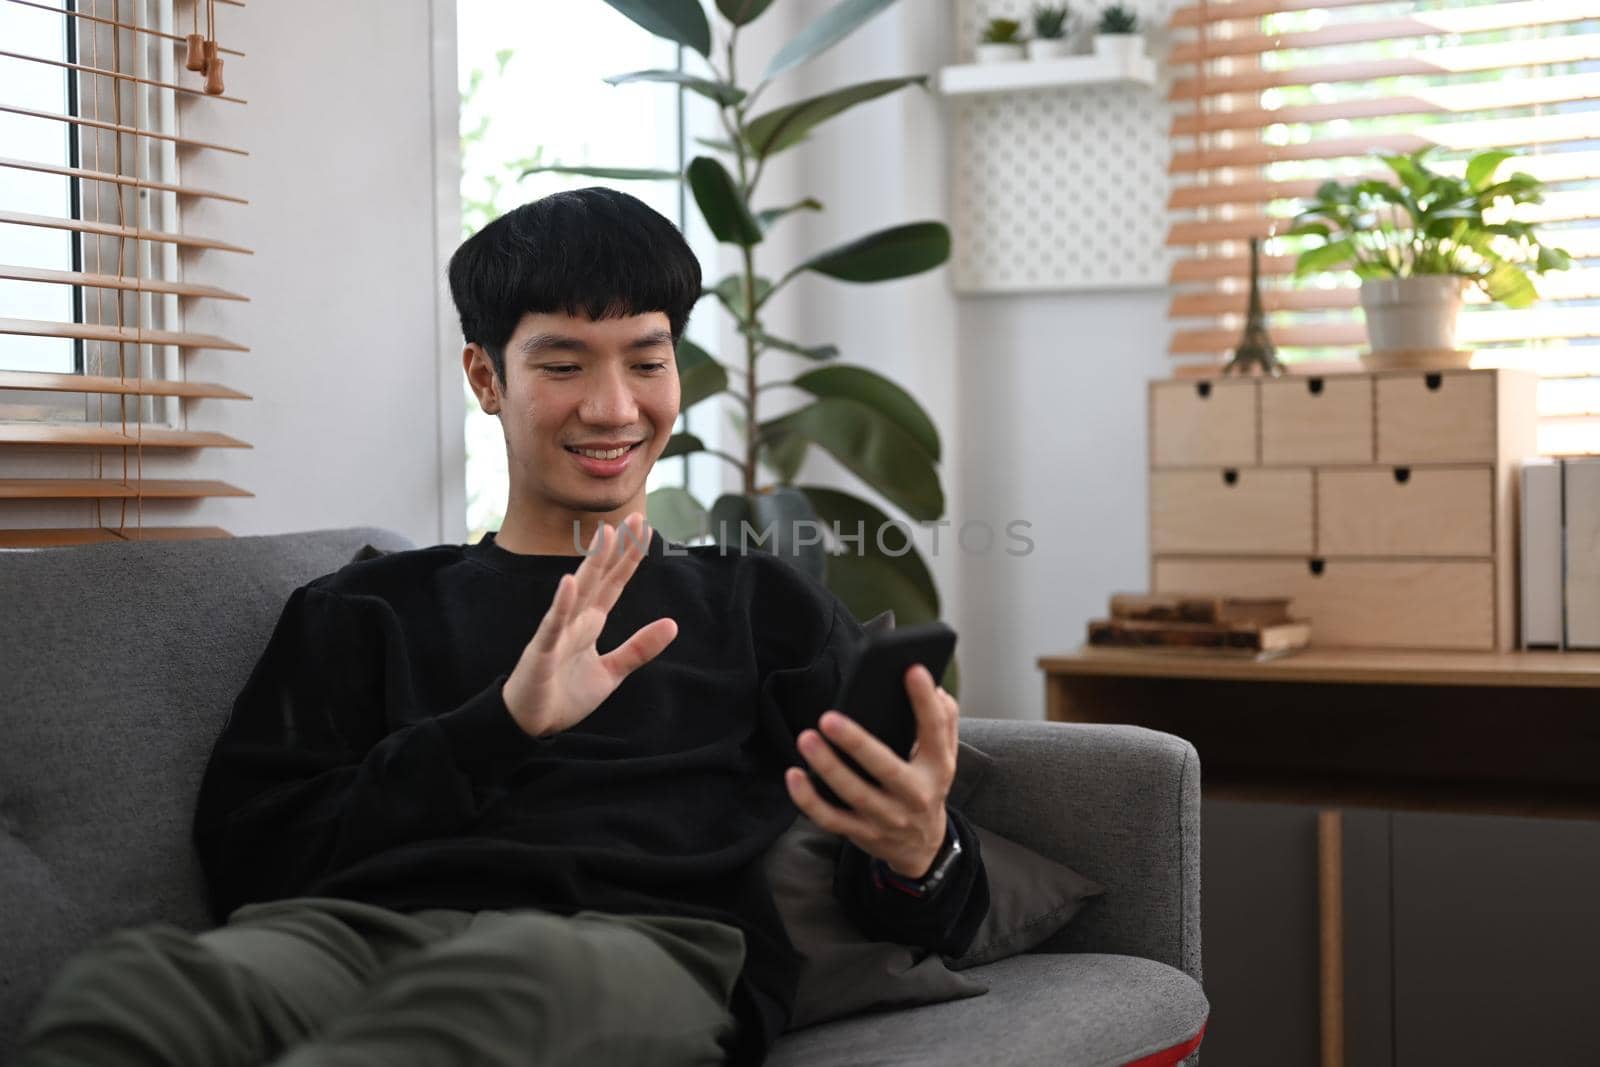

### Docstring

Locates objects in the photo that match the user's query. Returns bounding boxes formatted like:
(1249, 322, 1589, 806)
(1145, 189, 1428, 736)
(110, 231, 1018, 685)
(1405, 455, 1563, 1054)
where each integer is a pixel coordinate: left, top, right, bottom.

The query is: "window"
(1167, 0, 1600, 453)
(1, 0, 79, 378)
(456, 2, 723, 543)
(0, 0, 253, 547)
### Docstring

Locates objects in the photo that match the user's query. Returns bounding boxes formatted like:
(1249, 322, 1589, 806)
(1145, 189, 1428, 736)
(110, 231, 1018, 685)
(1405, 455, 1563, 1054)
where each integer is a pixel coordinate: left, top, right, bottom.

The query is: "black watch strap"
(873, 816, 962, 898)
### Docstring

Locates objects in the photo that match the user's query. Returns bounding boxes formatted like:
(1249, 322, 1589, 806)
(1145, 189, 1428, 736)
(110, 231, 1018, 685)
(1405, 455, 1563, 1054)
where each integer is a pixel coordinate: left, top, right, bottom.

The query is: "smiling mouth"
(564, 442, 644, 460)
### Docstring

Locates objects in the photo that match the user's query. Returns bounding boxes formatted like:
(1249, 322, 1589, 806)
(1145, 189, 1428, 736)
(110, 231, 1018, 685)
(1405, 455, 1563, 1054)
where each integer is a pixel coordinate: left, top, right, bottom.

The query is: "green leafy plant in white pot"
(1093, 4, 1142, 62)
(1026, 5, 1070, 60)
(977, 17, 1026, 63)
(1288, 146, 1573, 369)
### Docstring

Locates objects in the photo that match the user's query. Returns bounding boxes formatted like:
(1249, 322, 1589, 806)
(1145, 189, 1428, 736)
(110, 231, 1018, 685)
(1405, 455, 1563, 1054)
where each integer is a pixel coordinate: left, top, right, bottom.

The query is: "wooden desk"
(1041, 647, 1600, 1067)
(1039, 646, 1600, 819)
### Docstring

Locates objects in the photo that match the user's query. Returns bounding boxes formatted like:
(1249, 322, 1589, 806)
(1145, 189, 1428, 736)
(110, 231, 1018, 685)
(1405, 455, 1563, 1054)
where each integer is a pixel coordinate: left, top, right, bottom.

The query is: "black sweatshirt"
(192, 529, 989, 1065)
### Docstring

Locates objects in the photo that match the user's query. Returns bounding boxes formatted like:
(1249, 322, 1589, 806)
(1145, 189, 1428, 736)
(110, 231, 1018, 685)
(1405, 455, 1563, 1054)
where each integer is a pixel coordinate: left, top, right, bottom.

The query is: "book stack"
(1086, 593, 1312, 661)
(1521, 456, 1600, 649)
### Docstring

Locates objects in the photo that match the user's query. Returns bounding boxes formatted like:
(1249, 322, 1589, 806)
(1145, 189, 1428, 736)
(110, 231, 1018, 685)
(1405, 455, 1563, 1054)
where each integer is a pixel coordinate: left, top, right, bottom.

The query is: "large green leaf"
(708, 493, 753, 550)
(763, 396, 943, 520)
(743, 77, 926, 159)
(605, 69, 744, 106)
(521, 164, 680, 181)
(820, 548, 958, 696)
(716, 0, 777, 25)
(661, 431, 707, 459)
(1375, 151, 1430, 200)
(686, 157, 764, 246)
(710, 274, 773, 320)
(756, 197, 823, 233)
(759, 427, 810, 482)
(1294, 237, 1354, 276)
(675, 338, 729, 410)
(751, 486, 827, 583)
(821, 546, 936, 626)
(799, 484, 939, 615)
(792, 365, 939, 461)
(598, 0, 711, 57)
(1466, 150, 1514, 193)
(1480, 262, 1537, 309)
(794, 221, 950, 283)
(646, 486, 708, 542)
(751, 329, 839, 361)
(707, 488, 826, 582)
(763, 0, 900, 82)
(1536, 244, 1573, 273)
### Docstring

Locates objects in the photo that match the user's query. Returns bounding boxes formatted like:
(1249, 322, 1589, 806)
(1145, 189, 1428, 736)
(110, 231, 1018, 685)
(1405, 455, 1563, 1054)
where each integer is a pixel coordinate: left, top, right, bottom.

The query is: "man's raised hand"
(501, 512, 678, 738)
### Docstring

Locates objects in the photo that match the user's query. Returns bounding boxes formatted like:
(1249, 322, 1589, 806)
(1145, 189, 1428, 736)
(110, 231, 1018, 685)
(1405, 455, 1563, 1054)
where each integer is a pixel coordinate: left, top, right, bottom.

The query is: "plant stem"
(725, 27, 760, 497)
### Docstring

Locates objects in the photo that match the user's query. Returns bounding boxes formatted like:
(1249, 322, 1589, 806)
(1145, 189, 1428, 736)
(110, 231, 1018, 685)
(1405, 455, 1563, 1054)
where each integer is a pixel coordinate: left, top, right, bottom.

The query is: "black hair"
(447, 187, 702, 386)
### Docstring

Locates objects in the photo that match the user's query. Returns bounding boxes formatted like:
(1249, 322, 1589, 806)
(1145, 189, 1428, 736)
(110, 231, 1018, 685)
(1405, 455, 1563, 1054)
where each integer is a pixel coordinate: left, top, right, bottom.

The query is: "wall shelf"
(936, 52, 1157, 97)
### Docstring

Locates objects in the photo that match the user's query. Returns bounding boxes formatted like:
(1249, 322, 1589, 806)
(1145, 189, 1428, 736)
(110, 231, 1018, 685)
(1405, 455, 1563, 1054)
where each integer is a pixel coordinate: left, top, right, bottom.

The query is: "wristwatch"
(871, 817, 963, 899)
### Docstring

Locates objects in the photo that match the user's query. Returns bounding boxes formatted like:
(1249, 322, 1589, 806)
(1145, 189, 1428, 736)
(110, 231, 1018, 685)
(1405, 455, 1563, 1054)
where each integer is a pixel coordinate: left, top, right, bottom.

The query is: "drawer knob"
(1197, 381, 1212, 399)
(1307, 377, 1324, 396)
(1222, 468, 1239, 486)
(1394, 466, 1411, 484)
(1309, 558, 1326, 577)
(1424, 372, 1443, 391)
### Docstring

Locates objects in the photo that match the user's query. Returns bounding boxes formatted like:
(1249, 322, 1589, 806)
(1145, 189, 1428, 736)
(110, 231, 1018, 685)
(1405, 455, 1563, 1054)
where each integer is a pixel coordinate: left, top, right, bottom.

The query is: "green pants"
(15, 897, 747, 1067)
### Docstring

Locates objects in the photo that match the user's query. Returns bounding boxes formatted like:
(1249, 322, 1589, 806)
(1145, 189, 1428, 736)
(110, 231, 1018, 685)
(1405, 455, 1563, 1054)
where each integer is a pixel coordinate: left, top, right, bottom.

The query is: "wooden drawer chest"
(1147, 369, 1538, 651)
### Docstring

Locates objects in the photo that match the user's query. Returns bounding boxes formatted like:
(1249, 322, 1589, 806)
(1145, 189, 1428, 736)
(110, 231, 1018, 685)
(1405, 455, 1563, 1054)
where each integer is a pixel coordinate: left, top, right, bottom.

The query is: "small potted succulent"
(1027, 5, 1071, 60)
(1093, 4, 1143, 63)
(977, 17, 1026, 63)
(1289, 146, 1573, 368)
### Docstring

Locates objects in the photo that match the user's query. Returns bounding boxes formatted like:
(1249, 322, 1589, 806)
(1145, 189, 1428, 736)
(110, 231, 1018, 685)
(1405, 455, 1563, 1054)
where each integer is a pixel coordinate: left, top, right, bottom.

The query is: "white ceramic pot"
(1093, 33, 1144, 62)
(975, 42, 1026, 64)
(1025, 39, 1072, 60)
(1359, 276, 1470, 367)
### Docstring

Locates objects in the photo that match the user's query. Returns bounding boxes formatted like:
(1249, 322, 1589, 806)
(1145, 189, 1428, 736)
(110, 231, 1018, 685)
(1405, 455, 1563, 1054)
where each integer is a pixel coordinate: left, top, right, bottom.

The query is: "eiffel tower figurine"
(1223, 235, 1284, 377)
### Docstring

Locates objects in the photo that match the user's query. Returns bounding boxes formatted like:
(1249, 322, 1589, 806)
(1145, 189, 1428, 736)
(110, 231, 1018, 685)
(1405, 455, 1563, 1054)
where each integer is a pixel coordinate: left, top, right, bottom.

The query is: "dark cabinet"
(1200, 802, 1600, 1067)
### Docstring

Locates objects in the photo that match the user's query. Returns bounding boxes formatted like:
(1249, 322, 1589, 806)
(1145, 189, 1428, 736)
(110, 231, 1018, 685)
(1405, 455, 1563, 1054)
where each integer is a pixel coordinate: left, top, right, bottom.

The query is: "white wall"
(2, 0, 461, 549)
(184, 0, 462, 547)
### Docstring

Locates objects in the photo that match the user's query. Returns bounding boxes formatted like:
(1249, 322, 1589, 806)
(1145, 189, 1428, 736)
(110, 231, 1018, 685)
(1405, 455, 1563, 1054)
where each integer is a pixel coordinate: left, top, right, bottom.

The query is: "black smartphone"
(806, 621, 957, 812)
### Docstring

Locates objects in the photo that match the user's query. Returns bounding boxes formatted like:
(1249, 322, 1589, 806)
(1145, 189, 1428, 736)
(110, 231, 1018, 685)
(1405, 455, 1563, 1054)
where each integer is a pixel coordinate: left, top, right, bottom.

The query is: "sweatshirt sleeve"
(751, 557, 991, 956)
(192, 581, 549, 921)
(832, 803, 990, 956)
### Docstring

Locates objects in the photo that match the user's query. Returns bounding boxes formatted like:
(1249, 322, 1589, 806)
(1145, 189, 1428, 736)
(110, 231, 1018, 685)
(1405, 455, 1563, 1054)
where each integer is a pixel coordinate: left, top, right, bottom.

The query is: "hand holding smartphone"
(805, 621, 957, 812)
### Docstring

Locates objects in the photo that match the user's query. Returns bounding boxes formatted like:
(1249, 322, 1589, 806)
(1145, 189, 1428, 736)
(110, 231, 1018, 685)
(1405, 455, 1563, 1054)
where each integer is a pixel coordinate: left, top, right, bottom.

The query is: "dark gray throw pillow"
(768, 813, 988, 1031)
(942, 824, 1105, 971)
(768, 782, 1106, 1029)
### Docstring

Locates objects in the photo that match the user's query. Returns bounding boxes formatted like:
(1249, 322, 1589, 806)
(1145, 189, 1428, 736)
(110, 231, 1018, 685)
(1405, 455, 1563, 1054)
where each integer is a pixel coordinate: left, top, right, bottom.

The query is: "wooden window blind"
(0, 0, 250, 548)
(1166, 0, 1600, 455)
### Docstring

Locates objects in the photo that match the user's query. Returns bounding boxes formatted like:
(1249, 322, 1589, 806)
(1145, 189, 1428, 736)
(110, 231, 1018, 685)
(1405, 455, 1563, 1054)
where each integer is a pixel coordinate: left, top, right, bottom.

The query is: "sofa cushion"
(767, 952, 1209, 1067)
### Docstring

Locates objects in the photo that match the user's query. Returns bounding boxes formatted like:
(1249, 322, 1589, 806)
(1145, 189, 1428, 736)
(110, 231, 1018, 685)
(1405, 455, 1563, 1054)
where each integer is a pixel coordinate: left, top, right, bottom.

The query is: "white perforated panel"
(950, 0, 1178, 293)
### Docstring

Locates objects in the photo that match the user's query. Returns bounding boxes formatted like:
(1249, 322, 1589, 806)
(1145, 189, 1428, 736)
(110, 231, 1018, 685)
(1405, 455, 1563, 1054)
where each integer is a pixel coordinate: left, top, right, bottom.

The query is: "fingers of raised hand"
(600, 615, 679, 679)
(594, 513, 652, 609)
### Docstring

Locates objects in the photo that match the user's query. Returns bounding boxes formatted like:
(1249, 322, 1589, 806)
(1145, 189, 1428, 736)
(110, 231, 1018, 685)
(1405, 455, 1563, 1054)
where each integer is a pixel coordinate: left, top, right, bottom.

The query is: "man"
(15, 188, 987, 1067)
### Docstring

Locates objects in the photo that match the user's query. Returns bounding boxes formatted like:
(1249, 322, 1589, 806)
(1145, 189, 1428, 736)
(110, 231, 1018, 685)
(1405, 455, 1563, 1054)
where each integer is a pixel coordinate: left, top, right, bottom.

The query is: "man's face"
(468, 309, 680, 534)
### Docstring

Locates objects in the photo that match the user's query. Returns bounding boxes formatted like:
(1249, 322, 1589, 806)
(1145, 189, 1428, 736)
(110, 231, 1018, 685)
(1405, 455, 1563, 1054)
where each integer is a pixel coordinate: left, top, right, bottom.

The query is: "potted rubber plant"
(1027, 5, 1070, 60)
(527, 0, 960, 692)
(977, 17, 1026, 63)
(1093, 4, 1142, 62)
(1288, 146, 1573, 367)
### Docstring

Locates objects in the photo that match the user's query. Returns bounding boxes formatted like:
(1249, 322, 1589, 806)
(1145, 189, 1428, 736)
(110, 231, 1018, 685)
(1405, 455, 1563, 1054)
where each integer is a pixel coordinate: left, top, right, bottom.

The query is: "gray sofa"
(0, 527, 1207, 1066)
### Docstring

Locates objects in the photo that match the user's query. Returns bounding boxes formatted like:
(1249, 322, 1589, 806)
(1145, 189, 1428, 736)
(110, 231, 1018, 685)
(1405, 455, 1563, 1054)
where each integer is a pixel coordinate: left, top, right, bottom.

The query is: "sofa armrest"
(957, 719, 1201, 985)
